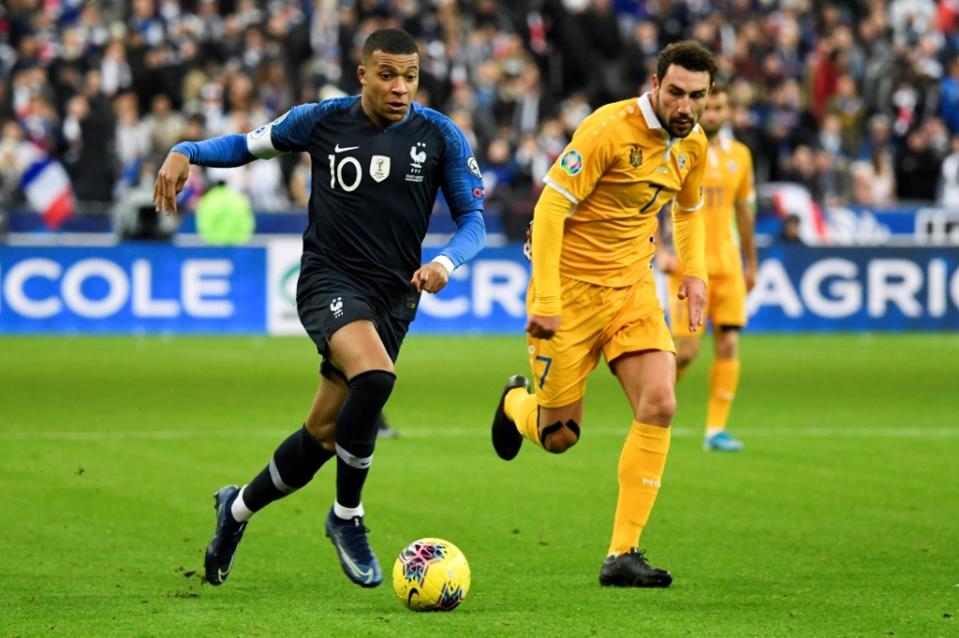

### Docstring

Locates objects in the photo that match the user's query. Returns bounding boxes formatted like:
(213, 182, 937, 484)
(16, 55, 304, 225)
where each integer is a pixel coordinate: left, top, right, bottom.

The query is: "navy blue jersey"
(246, 96, 485, 307)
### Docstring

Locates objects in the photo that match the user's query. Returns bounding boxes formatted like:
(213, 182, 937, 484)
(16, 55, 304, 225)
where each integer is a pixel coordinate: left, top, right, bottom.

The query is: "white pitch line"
(0, 426, 958, 441)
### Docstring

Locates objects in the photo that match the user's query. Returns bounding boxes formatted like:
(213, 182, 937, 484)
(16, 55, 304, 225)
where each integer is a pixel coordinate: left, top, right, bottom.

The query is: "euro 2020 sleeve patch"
(559, 149, 583, 176)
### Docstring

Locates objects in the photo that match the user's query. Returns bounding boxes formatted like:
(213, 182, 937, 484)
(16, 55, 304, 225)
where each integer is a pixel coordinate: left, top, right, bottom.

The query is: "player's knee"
(335, 370, 397, 465)
(540, 420, 581, 454)
(348, 369, 396, 406)
(639, 385, 676, 423)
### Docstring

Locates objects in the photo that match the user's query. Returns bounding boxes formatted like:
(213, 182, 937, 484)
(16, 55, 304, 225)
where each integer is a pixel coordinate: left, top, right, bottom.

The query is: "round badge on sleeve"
(467, 156, 481, 177)
(560, 150, 583, 176)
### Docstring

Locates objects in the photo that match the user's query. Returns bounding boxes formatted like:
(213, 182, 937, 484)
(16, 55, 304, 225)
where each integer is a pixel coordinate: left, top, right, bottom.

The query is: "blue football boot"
(325, 509, 382, 587)
(704, 430, 745, 452)
(204, 485, 248, 585)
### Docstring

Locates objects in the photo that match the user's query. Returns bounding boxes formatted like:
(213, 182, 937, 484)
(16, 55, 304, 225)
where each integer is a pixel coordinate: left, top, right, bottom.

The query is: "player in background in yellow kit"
(658, 83, 757, 452)
(490, 41, 716, 587)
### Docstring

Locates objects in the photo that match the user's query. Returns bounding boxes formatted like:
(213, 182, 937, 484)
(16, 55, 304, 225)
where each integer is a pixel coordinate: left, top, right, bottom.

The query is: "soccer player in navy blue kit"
(153, 29, 486, 588)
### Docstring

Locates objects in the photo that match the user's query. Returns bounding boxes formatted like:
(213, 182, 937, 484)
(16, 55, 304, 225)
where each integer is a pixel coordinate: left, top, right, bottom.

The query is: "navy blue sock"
(334, 370, 396, 510)
(243, 425, 334, 512)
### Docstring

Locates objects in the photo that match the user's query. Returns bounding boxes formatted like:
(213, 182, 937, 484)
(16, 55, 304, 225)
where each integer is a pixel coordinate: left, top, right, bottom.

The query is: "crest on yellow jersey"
(628, 145, 643, 168)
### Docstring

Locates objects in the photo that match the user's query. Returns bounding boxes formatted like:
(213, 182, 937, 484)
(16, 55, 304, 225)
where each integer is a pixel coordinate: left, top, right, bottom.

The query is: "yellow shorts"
(667, 272, 747, 338)
(526, 274, 675, 408)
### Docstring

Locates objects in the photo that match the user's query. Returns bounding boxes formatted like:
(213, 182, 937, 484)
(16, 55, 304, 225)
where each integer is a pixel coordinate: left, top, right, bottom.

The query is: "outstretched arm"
(153, 103, 325, 214)
(153, 135, 255, 215)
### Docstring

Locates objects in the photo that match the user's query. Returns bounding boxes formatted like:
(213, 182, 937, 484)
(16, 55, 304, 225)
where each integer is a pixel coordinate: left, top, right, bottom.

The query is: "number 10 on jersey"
(329, 154, 363, 192)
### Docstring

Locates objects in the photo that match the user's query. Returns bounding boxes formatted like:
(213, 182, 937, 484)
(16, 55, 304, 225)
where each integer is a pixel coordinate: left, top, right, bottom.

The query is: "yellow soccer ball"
(392, 538, 470, 611)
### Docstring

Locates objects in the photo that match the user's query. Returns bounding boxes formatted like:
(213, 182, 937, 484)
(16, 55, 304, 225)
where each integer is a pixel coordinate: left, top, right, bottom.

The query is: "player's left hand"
(411, 262, 449, 294)
(744, 261, 757, 291)
(678, 276, 706, 333)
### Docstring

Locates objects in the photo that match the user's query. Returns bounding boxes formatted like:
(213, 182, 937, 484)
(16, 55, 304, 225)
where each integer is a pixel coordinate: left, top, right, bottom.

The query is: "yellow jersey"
(700, 136, 754, 277)
(542, 93, 708, 288)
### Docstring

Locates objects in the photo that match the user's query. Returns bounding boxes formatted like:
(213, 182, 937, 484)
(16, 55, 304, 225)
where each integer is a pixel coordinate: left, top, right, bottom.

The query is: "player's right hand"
(526, 314, 560, 339)
(744, 261, 757, 291)
(678, 276, 706, 333)
(152, 151, 190, 215)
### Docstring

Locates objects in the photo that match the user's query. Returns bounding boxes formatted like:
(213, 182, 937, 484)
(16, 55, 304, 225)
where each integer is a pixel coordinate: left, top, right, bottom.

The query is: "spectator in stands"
(939, 134, 959, 210)
(858, 114, 894, 161)
(850, 149, 897, 208)
(896, 129, 942, 201)
(778, 214, 804, 244)
(942, 56, 959, 135)
(827, 74, 865, 153)
(101, 39, 133, 99)
(0, 121, 26, 207)
(814, 148, 850, 206)
(63, 70, 117, 204)
(481, 136, 522, 238)
(114, 92, 150, 174)
(783, 145, 823, 202)
(144, 94, 185, 165)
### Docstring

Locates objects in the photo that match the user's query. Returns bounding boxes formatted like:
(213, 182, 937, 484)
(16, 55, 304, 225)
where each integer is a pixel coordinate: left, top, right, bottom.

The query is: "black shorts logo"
(330, 297, 344, 319)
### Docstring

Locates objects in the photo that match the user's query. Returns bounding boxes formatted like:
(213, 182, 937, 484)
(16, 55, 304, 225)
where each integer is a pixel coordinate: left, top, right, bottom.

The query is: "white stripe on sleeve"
(246, 123, 284, 159)
(542, 176, 579, 205)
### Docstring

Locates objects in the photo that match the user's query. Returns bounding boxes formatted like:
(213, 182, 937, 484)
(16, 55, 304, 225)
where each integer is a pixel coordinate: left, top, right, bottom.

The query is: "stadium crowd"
(2, 0, 959, 234)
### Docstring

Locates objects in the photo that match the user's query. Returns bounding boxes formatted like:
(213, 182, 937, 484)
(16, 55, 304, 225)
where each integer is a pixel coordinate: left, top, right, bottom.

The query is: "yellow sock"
(706, 358, 740, 432)
(608, 421, 671, 556)
(504, 388, 542, 448)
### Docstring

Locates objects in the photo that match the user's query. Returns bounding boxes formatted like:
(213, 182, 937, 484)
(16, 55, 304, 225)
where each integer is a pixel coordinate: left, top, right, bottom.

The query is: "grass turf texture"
(1, 334, 957, 637)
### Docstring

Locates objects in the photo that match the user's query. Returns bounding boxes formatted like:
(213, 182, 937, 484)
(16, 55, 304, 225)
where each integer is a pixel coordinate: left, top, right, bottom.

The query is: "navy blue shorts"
(297, 282, 418, 375)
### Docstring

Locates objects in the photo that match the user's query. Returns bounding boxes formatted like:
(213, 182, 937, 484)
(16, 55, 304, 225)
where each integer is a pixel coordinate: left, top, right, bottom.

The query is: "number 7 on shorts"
(535, 355, 553, 389)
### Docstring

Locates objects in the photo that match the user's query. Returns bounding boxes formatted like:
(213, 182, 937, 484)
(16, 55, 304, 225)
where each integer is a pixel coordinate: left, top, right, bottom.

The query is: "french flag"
(19, 150, 75, 230)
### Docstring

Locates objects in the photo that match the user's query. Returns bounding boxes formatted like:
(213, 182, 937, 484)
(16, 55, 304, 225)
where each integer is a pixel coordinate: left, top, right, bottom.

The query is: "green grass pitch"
(2, 334, 957, 637)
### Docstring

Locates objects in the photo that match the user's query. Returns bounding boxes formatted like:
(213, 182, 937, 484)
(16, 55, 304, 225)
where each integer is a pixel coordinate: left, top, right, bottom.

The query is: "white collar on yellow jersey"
(637, 92, 702, 140)
(637, 93, 663, 130)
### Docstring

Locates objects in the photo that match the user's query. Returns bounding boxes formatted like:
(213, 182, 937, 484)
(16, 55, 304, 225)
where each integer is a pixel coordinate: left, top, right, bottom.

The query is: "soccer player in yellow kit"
(490, 41, 716, 587)
(659, 84, 757, 452)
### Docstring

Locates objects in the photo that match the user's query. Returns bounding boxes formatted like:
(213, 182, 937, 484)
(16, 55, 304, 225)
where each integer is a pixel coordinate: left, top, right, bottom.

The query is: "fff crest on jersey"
(370, 155, 391, 182)
(629, 145, 643, 168)
(677, 153, 687, 171)
(406, 142, 427, 183)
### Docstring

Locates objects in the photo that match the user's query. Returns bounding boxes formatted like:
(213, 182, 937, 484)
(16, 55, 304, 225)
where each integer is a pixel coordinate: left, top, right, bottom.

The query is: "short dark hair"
(362, 28, 419, 62)
(656, 40, 717, 84)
